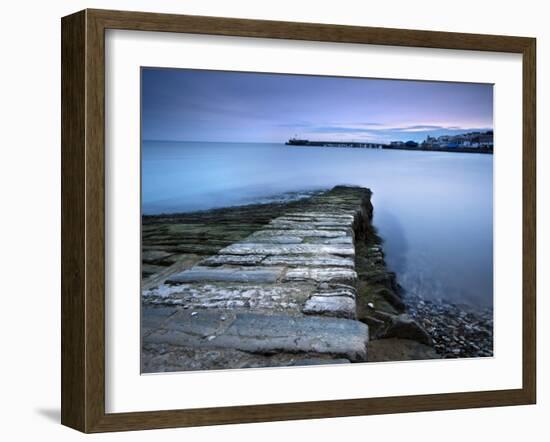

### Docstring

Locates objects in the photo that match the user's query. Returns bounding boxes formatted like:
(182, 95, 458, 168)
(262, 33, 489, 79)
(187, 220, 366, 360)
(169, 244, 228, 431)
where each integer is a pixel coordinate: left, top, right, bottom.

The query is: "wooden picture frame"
(61, 9, 536, 433)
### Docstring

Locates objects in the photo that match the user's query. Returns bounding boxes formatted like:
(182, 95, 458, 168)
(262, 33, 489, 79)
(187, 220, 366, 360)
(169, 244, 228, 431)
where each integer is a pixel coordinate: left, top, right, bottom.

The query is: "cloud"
(390, 125, 449, 132)
(311, 126, 376, 134)
(285, 121, 493, 144)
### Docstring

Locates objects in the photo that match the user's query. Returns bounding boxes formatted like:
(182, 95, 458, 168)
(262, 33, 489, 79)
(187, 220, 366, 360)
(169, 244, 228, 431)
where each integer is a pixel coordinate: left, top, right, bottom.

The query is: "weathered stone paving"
(142, 186, 373, 372)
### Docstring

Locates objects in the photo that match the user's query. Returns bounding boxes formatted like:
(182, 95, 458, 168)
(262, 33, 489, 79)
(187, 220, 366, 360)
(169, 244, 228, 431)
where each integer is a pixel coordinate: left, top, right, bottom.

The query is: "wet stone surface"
(144, 309, 369, 363)
(262, 255, 355, 268)
(302, 295, 357, 319)
(141, 186, 374, 372)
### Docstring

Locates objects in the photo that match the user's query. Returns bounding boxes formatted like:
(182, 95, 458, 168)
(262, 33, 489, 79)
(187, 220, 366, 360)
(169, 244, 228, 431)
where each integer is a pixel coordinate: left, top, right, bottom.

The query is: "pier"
(141, 186, 435, 372)
(285, 137, 493, 154)
(286, 138, 385, 148)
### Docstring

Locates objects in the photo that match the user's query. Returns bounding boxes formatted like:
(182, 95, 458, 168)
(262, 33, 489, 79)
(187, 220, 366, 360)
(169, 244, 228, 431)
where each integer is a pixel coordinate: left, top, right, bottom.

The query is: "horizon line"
(142, 127, 494, 145)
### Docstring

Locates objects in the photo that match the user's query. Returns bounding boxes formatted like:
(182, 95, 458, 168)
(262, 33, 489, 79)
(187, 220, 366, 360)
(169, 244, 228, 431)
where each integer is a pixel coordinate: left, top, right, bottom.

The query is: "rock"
(358, 314, 386, 330)
(375, 287, 405, 311)
(402, 292, 494, 358)
(364, 270, 398, 291)
(384, 314, 433, 345)
(302, 295, 356, 319)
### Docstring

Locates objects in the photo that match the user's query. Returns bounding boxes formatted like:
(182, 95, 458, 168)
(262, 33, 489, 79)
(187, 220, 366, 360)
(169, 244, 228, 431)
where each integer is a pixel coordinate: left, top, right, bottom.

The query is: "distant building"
(478, 132, 494, 147)
(421, 130, 493, 150)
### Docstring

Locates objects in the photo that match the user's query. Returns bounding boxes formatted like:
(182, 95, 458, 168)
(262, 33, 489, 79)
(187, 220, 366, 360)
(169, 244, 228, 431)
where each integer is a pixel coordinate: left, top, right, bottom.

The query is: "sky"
(141, 68, 493, 144)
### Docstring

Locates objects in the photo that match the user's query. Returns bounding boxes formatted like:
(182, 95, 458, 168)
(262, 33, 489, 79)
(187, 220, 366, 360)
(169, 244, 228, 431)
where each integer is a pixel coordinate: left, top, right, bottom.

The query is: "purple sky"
(142, 68, 493, 143)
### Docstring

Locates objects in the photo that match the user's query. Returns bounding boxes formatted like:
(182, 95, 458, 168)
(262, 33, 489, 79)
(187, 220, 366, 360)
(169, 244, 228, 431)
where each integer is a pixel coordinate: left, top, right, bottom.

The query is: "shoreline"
(404, 293, 493, 358)
(351, 216, 493, 360)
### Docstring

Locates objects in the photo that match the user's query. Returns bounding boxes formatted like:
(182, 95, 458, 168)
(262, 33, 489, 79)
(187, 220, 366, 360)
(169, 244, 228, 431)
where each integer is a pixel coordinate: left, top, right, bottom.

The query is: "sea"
(142, 140, 493, 308)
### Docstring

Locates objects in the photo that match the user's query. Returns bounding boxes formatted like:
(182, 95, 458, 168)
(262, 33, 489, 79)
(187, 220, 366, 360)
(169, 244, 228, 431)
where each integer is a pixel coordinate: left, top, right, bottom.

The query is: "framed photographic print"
(61, 9, 536, 433)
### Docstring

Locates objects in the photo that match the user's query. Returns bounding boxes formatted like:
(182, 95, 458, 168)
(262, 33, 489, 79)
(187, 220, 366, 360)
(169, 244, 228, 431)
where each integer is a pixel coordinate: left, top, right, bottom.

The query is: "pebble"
(404, 293, 493, 359)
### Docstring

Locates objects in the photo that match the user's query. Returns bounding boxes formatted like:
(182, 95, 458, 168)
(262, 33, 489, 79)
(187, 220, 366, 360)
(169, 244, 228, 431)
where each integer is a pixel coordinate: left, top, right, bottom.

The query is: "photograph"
(1, 0, 542, 437)
(140, 68, 494, 373)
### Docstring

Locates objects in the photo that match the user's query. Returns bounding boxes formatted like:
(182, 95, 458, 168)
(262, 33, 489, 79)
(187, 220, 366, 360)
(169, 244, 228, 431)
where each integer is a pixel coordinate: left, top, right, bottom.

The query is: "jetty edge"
(141, 186, 436, 373)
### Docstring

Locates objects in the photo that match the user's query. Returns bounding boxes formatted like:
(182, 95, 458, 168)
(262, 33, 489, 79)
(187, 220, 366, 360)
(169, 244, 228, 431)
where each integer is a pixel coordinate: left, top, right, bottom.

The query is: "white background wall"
(0, 0, 547, 440)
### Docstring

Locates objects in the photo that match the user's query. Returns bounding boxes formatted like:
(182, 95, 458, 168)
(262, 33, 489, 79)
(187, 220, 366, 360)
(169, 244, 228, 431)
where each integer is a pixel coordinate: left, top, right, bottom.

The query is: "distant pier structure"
(285, 138, 385, 149)
(285, 135, 493, 154)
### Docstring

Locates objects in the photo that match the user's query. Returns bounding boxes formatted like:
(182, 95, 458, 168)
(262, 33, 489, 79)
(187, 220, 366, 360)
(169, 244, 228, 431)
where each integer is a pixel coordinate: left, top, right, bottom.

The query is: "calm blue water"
(142, 141, 493, 307)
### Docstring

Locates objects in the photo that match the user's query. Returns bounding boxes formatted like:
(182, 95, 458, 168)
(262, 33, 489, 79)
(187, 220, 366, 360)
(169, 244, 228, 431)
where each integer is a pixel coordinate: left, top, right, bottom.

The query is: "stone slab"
(141, 306, 178, 334)
(143, 282, 312, 311)
(308, 236, 354, 245)
(250, 229, 350, 239)
(144, 310, 369, 362)
(262, 255, 354, 268)
(276, 216, 354, 224)
(268, 221, 351, 230)
(241, 235, 304, 244)
(220, 243, 355, 257)
(285, 212, 356, 220)
(302, 295, 357, 319)
(313, 287, 356, 298)
(166, 266, 284, 284)
(283, 267, 357, 285)
(200, 254, 266, 266)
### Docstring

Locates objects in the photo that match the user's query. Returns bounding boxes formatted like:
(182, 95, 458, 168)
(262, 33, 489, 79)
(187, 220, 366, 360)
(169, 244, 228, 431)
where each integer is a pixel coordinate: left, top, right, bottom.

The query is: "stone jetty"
(142, 186, 378, 371)
(141, 186, 437, 373)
